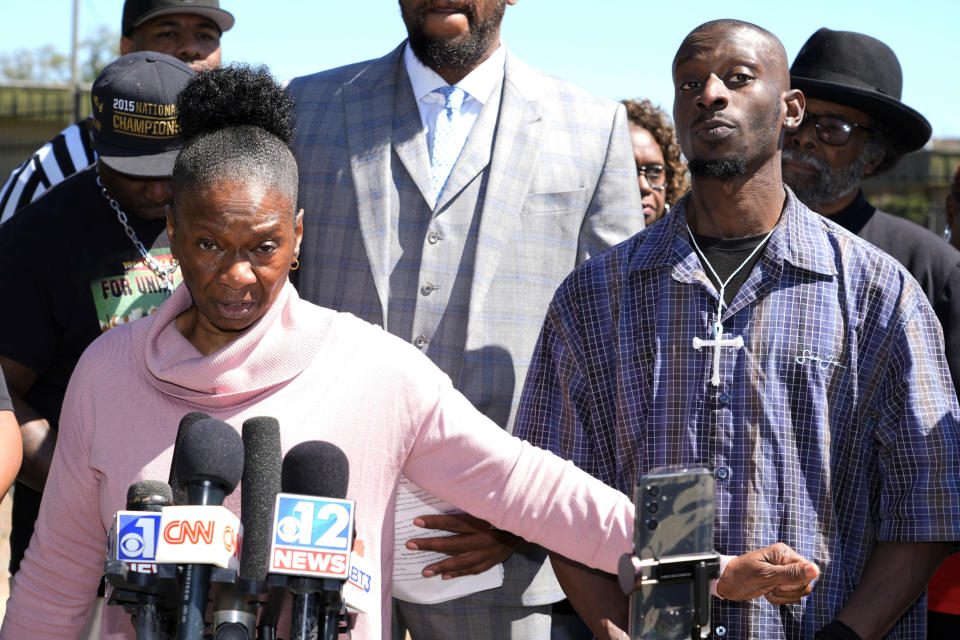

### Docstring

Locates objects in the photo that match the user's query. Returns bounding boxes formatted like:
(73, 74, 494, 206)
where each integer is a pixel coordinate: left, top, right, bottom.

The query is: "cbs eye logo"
(275, 497, 352, 551)
(118, 514, 162, 561)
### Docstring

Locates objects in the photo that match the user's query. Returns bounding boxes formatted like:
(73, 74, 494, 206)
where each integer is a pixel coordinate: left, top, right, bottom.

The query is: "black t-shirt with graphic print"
(0, 165, 176, 573)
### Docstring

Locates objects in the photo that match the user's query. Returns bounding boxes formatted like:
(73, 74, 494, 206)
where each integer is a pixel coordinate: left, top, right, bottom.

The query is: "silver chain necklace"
(96, 172, 179, 295)
(685, 220, 775, 386)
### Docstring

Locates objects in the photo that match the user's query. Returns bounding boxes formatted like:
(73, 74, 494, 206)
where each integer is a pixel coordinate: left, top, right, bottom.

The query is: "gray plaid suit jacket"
(287, 42, 643, 610)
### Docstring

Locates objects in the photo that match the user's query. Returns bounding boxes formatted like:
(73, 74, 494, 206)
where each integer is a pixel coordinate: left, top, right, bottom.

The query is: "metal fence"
(0, 80, 91, 179)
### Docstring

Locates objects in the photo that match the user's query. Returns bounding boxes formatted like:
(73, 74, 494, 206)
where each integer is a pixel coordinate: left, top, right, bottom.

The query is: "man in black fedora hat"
(784, 31, 960, 639)
(783, 27, 960, 398)
(0, 0, 234, 223)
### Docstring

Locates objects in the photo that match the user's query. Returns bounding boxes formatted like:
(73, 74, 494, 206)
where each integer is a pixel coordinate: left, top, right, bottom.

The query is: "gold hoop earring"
(290, 258, 300, 271)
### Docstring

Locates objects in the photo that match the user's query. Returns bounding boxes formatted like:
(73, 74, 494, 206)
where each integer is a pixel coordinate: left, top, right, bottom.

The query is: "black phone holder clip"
(618, 551, 720, 640)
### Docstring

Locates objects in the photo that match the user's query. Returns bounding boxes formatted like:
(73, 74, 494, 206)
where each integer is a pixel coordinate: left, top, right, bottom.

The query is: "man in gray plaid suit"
(286, 1, 644, 638)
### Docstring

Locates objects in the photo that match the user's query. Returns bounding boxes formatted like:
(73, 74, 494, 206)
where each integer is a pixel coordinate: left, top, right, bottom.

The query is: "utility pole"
(70, 0, 80, 121)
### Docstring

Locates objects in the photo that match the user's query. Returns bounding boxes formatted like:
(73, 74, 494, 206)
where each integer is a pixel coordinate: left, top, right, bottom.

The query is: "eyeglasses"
(797, 111, 873, 146)
(637, 164, 667, 191)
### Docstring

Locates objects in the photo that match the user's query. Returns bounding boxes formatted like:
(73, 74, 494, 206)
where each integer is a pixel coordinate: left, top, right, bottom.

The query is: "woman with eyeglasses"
(621, 98, 690, 225)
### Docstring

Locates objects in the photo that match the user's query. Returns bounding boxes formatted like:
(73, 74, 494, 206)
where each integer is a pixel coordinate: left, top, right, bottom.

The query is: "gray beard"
(782, 148, 870, 209)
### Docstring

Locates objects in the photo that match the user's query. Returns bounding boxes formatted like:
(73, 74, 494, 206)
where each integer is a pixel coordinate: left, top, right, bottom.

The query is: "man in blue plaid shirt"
(514, 19, 960, 640)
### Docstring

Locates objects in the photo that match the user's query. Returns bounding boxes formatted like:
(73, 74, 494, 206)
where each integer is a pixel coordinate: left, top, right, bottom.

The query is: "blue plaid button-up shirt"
(515, 188, 960, 639)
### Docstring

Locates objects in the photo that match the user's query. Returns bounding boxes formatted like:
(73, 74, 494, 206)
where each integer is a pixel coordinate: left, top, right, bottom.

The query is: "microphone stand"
(177, 479, 228, 640)
(105, 482, 177, 639)
(289, 577, 322, 640)
(319, 578, 345, 640)
(283, 575, 348, 640)
(104, 564, 176, 640)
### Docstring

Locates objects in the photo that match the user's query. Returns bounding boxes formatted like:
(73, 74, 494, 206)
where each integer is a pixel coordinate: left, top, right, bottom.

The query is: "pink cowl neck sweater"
(0, 282, 634, 640)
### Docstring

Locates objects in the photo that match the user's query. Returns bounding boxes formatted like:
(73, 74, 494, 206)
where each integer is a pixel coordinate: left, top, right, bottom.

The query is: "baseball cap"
(91, 52, 196, 177)
(122, 0, 235, 36)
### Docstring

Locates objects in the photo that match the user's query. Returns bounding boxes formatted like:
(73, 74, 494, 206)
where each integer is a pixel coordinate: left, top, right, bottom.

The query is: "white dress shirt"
(403, 41, 507, 164)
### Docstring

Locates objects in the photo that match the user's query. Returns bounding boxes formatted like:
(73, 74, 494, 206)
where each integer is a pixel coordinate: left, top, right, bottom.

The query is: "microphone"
(106, 480, 176, 640)
(169, 418, 244, 640)
(277, 441, 352, 640)
(169, 412, 212, 505)
(240, 417, 283, 582)
(128, 480, 175, 513)
(118, 480, 174, 574)
(213, 416, 283, 640)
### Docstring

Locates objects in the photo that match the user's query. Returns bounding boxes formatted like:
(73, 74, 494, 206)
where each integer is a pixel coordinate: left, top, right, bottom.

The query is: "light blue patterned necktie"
(429, 86, 467, 203)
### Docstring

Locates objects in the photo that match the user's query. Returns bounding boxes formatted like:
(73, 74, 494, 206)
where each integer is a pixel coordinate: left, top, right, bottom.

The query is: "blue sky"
(4, 0, 958, 138)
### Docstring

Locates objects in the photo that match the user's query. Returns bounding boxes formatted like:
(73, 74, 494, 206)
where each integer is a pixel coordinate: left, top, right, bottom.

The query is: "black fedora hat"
(791, 28, 931, 153)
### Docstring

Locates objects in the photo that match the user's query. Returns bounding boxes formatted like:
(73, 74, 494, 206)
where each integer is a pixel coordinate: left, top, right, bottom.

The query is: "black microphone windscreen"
(126, 480, 174, 511)
(281, 441, 349, 499)
(240, 416, 282, 581)
(169, 411, 211, 504)
(175, 418, 244, 493)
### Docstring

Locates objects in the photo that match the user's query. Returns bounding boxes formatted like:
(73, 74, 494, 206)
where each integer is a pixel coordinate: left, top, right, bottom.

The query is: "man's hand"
(550, 552, 629, 640)
(0, 409, 21, 497)
(1, 355, 54, 493)
(718, 542, 819, 604)
(15, 417, 53, 493)
(405, 513, 522, 579)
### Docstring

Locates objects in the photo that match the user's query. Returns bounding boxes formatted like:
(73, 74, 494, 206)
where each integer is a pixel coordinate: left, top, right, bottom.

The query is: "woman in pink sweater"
(0, 66, 635, 640)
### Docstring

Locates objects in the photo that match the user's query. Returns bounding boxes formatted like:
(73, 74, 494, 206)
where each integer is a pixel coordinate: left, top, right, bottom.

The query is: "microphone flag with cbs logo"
(269, 493, 355, 580)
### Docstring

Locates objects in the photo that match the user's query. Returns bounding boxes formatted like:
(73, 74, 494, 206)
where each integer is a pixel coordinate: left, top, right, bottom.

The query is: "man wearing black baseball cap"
(0, 0, 233, 223)
(121, 0, 234, 71)
(0, 52, 195, 632)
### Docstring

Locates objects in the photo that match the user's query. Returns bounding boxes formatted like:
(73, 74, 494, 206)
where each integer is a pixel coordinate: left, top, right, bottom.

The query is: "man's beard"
(687, 102, 780, 181)
(404, 1, 506, 72)
(688, 155, 748, 179)
(782, 148, 872, 209)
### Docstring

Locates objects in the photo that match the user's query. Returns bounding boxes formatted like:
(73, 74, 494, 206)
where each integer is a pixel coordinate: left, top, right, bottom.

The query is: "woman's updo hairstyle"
(173, 64, 298, 209)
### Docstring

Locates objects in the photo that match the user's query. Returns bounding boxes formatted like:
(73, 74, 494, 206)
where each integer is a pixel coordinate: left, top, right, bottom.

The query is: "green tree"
(0, 26, 119, 83)
(872, 193, 931, 226)
(0, 45, 71, 82)
(79, 26, 120, 82)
